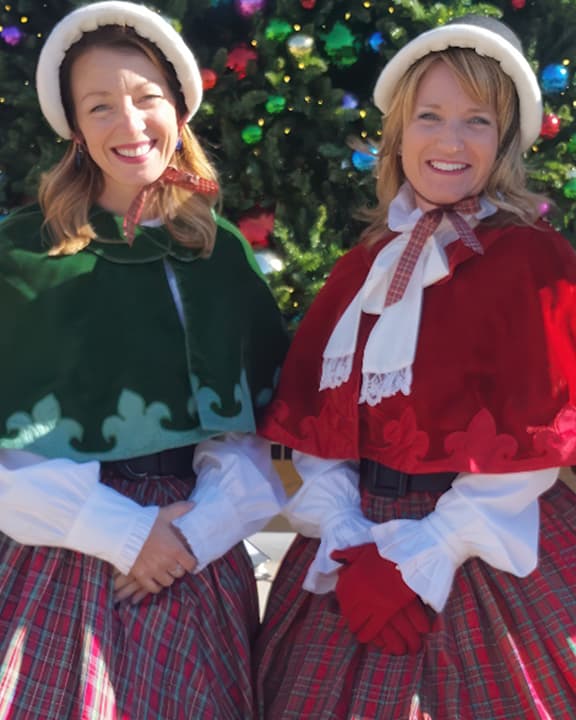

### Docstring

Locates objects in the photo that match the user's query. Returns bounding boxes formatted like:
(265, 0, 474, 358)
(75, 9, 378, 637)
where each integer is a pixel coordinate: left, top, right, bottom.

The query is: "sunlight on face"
(401, 60, 499, 212)
(70, 46, 180, 215)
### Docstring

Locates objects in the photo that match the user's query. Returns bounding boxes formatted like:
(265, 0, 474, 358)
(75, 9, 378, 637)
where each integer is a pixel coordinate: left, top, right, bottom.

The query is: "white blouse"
(0, 433, 285, 575)
(285, 451, 558, 612)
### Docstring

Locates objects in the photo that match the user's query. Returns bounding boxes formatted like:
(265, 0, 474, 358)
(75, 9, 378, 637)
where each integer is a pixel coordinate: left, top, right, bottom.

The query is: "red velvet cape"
(260, 222, 576, 474)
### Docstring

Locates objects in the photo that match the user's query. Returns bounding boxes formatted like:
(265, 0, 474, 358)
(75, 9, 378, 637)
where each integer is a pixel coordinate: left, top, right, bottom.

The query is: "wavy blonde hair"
(39, 26, 219, 256)
(361, 48, 548, 245)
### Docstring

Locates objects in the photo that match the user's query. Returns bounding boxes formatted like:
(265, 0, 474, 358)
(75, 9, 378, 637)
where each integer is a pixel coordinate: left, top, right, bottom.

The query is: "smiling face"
(400, 59, 499, 212)
(70, 45, 180, 215)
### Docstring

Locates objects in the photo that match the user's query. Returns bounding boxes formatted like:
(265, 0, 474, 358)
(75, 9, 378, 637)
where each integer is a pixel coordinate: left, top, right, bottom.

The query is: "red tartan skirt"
(0, 470, 259, 720)
(255, 481, 576, 720)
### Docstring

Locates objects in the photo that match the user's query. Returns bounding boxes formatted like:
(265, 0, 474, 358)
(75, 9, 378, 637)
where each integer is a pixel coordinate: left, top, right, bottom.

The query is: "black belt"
(102, 445, 196, 481)
(360, 459, 457, 498)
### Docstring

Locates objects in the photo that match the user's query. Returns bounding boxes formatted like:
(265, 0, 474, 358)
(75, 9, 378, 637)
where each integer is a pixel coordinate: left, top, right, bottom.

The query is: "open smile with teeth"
(429, 160, 468, 172)
(114, 141, 155, 158)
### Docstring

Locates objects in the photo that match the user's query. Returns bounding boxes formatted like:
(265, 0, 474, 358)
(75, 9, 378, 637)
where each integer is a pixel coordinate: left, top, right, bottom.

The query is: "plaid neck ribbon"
(123, 166, 219, 244)
(384, 196, 483, 308)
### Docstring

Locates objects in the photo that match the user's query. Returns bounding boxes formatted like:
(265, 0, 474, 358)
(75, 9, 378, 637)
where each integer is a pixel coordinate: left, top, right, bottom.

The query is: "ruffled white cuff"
(286, 451, 375, 593)
(302, 507, 374, 594)
(172, 433, 285, 571)
(65, 482, 158, 574)
(0, 453, 158, 574)
(371, 468, 558, 612)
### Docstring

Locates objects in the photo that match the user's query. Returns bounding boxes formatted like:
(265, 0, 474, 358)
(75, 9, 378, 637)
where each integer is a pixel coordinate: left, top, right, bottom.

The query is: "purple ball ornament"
(342, 93, 359, 109)
(234, 0, 266, 17)
(1, 26, 24, 46)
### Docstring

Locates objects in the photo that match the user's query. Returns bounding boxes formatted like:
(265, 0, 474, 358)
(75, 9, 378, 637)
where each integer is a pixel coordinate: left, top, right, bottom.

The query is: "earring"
(74, 143, 85, 170)
(175, 137, 183, 152)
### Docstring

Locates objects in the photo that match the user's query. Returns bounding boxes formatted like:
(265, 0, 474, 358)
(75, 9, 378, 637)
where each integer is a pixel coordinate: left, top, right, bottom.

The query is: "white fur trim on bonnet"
(36, 1, 203, 139)
(373, 15, 542, 151)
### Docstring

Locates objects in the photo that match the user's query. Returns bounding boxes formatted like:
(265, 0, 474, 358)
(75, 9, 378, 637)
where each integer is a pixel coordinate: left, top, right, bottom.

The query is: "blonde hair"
(361, 48, 548, 245)
(39, 26, 219, 256)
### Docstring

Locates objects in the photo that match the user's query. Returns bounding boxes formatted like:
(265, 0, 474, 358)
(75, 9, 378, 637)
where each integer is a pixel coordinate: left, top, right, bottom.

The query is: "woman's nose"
(437, 121, 465, 152)
(119, 102, 146, 132)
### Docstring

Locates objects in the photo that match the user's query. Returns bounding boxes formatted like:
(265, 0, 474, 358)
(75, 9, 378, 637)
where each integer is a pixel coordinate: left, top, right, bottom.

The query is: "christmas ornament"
(540, 113, 561, 139)
(352, 147, 378, 172)
(1, 26, 24, 46)
(562, 177, 576, 199)
(368, 32, 385, 52)
(538, 201, 550, 216)
(511, 0, 526, 8)
(342, 93, 359, 109)
(265, 95, 287, 114)
(301, 0, 316, 9)
(234, 0, 266, 18)
(241, 124, 263, 144)
(255, 249, 284, 274)
(238, 207, 275, 248)
(540, 64, 570, 94)
(287, 33, 314, 60)
(226, 45, 258, 79)
(323, 23, 359, 68)
(265, 19, 292, 42)
(200, 68, 218, 90)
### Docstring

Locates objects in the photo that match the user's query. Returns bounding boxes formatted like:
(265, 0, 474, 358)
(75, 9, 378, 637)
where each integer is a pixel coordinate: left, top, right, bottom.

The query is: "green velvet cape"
(0, 205, 288, 461)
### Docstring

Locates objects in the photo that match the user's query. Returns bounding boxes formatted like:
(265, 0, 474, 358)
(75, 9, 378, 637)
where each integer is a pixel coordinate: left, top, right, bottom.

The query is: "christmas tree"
(1, 0, 576, 329)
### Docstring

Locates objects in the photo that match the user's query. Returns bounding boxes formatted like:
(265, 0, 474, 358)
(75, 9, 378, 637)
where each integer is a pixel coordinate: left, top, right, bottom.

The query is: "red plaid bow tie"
(384, 196, 484, 307)
(123, 166, 219, 244)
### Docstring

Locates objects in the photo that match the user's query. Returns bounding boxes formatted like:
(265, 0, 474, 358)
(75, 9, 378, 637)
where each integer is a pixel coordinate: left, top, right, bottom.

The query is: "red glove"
(331, 544, 431, 654)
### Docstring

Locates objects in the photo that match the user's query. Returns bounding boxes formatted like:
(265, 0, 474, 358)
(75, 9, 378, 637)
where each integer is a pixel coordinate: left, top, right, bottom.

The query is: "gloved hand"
(332, 543, 431, 654)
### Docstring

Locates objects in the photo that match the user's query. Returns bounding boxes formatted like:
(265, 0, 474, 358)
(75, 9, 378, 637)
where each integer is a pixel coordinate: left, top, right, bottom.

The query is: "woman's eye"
(418, 112, 440, 121)
(470, 116, 492, 125)
(90, 104, 109, 113)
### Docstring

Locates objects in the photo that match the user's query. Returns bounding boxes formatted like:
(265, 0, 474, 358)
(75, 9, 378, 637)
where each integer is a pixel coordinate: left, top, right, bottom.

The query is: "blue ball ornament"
(368, 32, 385, 52)
(352, 148, 378, 172)
(540, 64, 570, 94)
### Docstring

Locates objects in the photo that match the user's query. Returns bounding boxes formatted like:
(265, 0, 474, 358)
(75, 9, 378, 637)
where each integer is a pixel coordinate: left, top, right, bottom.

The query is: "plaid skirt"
(0, 470, 259, 720)
(255, 481, 576, 720)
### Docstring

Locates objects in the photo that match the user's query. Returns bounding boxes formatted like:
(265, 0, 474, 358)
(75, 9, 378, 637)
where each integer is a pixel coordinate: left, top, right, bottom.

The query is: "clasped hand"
(331, 543, 432, 655)
(114, 501, 197, 604)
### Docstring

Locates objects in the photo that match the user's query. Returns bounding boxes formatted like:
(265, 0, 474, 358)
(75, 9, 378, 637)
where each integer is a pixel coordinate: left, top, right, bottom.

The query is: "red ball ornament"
(200, 68, 218, 91)
(237, 207, 275, 248)
(540, 113, 561, 139)
(511, 0, 526, 8)
(226, 45, 258, 79)
(301, 0, 317, 8)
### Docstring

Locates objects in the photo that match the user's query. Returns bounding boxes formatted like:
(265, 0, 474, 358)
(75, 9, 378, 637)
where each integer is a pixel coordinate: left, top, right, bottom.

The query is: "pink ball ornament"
(538, 201, 550, 217)
(540, 113, 561, 139)
(511, 0, 526, 8)
(234, 0, 266, 17)
(301, 0, 317, 8)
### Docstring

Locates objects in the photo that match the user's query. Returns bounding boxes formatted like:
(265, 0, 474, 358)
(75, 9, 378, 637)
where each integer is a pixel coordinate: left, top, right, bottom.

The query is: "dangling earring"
(175, 137, 183, 152)
(74, 143, 85, 170)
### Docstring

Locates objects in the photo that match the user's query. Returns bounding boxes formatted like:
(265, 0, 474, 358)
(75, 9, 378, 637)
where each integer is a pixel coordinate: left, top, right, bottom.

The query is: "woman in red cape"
(255, 14, 576, 720)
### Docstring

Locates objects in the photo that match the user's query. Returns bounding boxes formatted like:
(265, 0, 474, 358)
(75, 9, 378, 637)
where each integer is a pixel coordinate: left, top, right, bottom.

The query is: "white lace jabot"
(319, 184, 496, 405)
